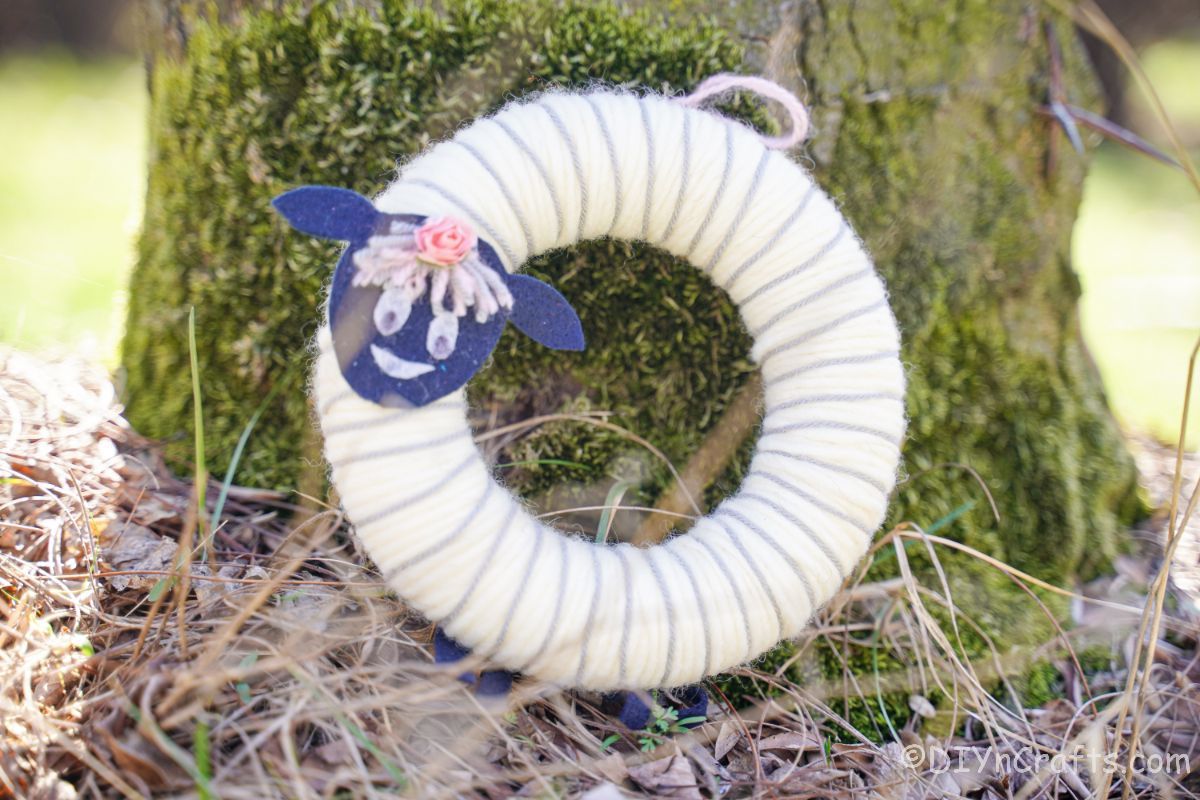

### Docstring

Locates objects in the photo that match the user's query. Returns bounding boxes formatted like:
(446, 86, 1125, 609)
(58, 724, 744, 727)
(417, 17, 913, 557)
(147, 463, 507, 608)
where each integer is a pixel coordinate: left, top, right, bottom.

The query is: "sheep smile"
(368, 345, 435, 379)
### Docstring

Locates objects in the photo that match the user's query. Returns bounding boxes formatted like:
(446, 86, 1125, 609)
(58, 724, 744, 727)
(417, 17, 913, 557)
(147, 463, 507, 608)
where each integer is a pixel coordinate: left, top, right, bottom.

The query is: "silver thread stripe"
(387, 480, 495, 574)
(538, 102, 588, 240)
(750, 266, 875, 338)
(355, 451, 479, 527)
(705, 148, 771, 273)
(441, 499, 521, 621)
(685, 124, 735, 261)
(754, 448, 890, 493)
(742, 225, 847, 306)
(712, 515, 786, 639)
(585, 95, 623, 234)
(492, 116, 564, 241)
(736, 491, 848, 573)
(660, 112, 692, 244)
(575, 544, 605, 683)
(516, 532, 570, 673)
(758, 299, 888, 364)
(639, 98, 655, 240)
(769, 349, 902, 385)
(329, 428, 471, 469)
(721, 182, 818, 293)
(759, 419, 904, 447)
(752, 470, 869, 533)
(455, 138, 535, 257)
(693, 534, 754, 658)
(645, 547, 677, 687)
(615, 545, 634, 685)
(720, 505, 817, 610)
(766, 392, 906, 414)
(664, 543, 713, 677)
(322, 398, 466, 437)
(488, 521, 545, 658)
(319, 389, 355, 416)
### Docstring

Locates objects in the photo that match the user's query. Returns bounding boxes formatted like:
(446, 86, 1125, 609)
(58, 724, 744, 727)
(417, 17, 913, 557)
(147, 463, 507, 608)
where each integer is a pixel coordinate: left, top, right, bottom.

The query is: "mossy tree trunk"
(124, 0, 1140, 604)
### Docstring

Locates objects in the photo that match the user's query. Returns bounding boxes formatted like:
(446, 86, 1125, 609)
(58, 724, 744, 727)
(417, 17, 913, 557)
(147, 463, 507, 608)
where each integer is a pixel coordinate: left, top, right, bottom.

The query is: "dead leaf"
(1036, 697, 1077, 729)
(831, 743, 878, 771)
(244, 565, 270, 581)
(757, 731, 822, 753)
(713, 722, 740, 760)
(628, 754, 701, 799)
(771, 764, 853, 794)
(99, 519, 177, 592)
(116, 485, 183, 526)
(192, 564, 243, 606)
(593, 752, 628, 785)
(946, 749, 998, 794)
(96, 725, 184, 790)
(310, 737, 355, 767)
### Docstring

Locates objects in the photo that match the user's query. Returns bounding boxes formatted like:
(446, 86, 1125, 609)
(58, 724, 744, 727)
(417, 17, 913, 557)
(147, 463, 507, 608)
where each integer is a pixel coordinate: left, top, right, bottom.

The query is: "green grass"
(0, 53, 145, 360)
(1073, 143, 1200, 449)
(1070, 36, 1200, 450)
(1138, 38, 1200, 139)
(0, 47, 1196, 449)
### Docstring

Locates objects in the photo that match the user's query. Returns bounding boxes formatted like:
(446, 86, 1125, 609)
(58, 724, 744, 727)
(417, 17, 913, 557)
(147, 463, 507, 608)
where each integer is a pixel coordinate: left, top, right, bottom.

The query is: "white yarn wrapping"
(313, 89, 906, 690)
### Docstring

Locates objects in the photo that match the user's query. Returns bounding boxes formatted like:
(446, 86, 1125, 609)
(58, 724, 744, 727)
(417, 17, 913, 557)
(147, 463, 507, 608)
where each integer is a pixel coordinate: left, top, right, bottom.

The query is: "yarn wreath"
(275, 78, 906, 691)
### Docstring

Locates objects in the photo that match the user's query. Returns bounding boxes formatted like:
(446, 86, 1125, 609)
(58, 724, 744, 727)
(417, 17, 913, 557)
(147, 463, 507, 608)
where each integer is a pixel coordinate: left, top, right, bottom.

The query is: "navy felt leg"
(433, 627, 476, 685)
(673, 685, 709, 728)
(476, 670, 515, 697)
(433, 628, 707, 727)
(616, 691, 654, 730)
(433, 627, 471, 663)
(613, 686, 710, 730)
(434, 627, 516, 695)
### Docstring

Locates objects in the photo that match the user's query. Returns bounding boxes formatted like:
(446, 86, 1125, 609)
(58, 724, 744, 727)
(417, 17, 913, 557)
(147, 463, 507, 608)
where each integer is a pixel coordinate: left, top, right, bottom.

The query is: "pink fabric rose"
(414, 216, 476, 266)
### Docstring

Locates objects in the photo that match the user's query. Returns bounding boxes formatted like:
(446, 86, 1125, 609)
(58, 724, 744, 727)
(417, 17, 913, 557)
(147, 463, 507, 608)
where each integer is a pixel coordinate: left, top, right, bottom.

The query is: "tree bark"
(123, 0, 1140, 603)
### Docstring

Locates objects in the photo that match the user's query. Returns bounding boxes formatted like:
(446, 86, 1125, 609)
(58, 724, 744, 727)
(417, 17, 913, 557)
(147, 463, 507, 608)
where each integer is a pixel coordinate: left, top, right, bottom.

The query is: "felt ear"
(506, 274, 585, 351)
(271, 185, 379, 242)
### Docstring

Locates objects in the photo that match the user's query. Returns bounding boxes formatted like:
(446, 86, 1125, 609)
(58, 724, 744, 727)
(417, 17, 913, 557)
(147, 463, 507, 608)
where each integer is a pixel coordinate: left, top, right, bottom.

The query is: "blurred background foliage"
(0, 0, 1196, 448)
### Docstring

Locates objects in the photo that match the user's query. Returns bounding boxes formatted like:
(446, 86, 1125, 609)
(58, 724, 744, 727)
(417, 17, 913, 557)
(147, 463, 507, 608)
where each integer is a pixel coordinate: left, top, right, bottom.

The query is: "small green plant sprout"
(234, 652, 258, 705)
(637, 703, 706, 752)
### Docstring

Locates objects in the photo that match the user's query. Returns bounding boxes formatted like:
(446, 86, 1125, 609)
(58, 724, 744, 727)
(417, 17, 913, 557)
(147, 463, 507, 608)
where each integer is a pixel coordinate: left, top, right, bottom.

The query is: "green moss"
(1012, 659, 1063, 711)
(475, 243, 762, 534)
(809, 636, 920, 744)
(124, 0, 1144, 708)
(788, 1, 1145, 584)
(1076, 644, 1117, 675)
(123, 0, 760, 514)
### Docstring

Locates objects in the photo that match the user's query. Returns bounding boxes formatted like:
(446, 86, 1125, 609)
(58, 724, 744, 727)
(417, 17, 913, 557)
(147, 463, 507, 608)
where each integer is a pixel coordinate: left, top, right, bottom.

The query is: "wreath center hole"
(467, 239, 760, 544)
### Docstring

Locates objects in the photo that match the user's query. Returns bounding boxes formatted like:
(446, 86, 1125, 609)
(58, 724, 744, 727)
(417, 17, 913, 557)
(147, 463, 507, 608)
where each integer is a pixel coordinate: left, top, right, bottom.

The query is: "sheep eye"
(374, 288, 413, 336)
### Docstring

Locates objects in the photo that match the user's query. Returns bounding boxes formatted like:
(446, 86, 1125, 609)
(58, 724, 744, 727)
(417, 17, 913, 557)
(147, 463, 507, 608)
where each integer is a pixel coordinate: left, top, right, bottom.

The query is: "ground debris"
(628, 753, 702, 799)
(2, 347, 1199, 798)
(98, 518, 177, 593)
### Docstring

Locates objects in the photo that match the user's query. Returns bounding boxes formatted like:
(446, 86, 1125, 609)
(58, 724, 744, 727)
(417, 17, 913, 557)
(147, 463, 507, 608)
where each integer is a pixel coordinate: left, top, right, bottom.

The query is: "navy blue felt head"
(273, 186, 585, 407)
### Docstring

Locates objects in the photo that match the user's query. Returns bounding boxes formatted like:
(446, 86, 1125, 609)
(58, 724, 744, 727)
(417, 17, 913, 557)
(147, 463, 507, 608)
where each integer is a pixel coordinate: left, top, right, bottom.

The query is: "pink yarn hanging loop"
(676, 74, 811, 150)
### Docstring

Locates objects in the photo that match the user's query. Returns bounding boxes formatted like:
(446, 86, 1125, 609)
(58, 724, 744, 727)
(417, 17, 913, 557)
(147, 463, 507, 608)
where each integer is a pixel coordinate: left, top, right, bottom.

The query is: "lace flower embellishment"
(352, 217, 514, 359)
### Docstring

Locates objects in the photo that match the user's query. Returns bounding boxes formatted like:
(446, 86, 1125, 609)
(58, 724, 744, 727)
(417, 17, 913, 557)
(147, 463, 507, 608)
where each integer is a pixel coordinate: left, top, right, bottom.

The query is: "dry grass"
(1, 344, 1199, 800)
